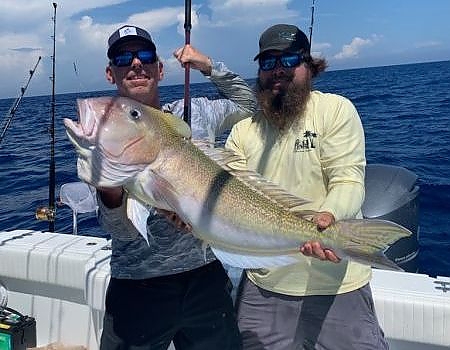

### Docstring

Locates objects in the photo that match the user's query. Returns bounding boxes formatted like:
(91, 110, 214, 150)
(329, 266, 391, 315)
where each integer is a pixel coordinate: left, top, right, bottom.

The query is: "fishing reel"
(35, 206, 56, 222)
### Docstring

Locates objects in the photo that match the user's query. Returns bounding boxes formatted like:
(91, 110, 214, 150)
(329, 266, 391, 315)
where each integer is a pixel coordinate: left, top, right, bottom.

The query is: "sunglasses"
(258, 53, 304, 71)
(111, 50, 157, 67)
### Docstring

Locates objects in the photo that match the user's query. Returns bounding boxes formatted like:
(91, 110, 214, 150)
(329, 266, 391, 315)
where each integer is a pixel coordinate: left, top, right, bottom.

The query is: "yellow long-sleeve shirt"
(225, 90, 371, 296)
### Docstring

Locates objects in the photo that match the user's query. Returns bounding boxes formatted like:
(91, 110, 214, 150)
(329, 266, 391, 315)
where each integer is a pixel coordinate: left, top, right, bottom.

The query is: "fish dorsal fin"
(192, 140, 312, 210)
(193, 139, 244, 164)
(143, 105, 192, 139)
(235, 172, 312, 210)
(290, 209, 319, 221)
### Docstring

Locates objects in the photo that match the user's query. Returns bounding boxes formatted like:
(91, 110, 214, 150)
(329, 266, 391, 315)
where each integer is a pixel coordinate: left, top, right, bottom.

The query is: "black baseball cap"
(254, 24, 310, 60)
(107, 25, 156, 58)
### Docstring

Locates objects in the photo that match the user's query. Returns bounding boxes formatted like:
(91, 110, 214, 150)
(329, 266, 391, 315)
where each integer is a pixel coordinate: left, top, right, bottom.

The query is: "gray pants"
(236, 274, 388, 350)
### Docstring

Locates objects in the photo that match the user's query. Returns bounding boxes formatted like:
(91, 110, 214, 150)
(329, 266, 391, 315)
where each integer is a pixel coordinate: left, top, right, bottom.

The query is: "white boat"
(1, 165, 449, 350)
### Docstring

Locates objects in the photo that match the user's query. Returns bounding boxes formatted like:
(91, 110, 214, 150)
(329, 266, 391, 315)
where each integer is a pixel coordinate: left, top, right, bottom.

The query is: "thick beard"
(256, 73, 311, 135)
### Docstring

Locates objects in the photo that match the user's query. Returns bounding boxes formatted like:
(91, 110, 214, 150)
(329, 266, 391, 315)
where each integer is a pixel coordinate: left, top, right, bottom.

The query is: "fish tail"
(333, 219, 412, 270)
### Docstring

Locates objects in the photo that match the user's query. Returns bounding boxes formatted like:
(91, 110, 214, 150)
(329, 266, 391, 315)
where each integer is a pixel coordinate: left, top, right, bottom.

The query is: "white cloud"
(0, 1, 448, 98)
(75, 7, 186, 53)
(0, 30, 47, 98)
(0, 1, 131, 98)
(207, 0, 298, 26)
(311, 42, 331, 58)
(128, 8, 184, 32)
(212, 0, 288, 8)
(333, 35, 380, 60)
(0, 0, 305, 98)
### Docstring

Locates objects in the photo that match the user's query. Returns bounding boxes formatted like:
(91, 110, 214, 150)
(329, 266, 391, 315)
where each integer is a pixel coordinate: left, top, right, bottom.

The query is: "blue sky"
(0, 0, 449, 99)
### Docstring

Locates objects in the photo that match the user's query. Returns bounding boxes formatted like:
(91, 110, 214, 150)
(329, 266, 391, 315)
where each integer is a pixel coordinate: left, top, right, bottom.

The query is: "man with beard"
(225, 24, 389, 349)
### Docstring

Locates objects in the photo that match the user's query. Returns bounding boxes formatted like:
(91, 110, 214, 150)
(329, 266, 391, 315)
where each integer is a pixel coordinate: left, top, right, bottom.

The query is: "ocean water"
(0, 60, 449, 277)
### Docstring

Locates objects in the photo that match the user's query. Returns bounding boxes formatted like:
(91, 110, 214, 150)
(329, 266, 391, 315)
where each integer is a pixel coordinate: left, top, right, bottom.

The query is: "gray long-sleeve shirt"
(97, 61, 256, 279)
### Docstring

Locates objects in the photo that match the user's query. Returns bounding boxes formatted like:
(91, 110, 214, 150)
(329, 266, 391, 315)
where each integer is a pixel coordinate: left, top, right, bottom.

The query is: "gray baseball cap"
(254, 24, 310, 60)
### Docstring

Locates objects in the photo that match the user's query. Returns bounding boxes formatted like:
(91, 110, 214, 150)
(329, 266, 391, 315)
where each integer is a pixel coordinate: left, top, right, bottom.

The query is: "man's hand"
(313, 211, 335, 230)
(173, 44, 212, 75)
(300, 241, 341, 263)
(156, 209, 192, 232)
(299, 211, 340, 262)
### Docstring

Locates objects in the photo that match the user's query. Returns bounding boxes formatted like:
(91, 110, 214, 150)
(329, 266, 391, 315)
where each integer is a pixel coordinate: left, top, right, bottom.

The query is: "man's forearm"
(207, 60, 256, 115)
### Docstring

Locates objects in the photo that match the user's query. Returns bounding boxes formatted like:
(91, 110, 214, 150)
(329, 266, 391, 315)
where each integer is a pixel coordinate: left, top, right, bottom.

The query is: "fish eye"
(129, 108, 141, 120)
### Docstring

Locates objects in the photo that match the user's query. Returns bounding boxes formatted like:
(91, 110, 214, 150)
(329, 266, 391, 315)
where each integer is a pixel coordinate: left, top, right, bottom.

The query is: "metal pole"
(183, 0, 192, 126)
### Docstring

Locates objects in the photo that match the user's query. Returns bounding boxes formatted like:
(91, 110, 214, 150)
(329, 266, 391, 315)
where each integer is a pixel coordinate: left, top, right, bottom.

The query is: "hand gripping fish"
(64, 96, 411, 270)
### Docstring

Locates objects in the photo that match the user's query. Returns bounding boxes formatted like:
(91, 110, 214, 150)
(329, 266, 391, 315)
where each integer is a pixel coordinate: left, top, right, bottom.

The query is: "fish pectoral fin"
(210, 247, 301, 269)
(126, 197, 153, 245)
(136, 170, 181, 212)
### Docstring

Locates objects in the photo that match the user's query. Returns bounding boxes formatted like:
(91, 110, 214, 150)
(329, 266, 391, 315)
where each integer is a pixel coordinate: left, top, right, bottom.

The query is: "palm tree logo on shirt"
(294, 130, 317, 152)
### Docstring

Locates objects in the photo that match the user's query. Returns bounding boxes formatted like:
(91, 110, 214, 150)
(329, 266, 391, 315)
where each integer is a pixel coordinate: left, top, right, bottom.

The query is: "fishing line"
(72, 60, 85, 93)
(0, 56, 41, 145)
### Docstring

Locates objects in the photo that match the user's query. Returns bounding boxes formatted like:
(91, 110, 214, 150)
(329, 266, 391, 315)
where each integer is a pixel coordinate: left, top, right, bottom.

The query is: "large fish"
(64, 96, 411, 270)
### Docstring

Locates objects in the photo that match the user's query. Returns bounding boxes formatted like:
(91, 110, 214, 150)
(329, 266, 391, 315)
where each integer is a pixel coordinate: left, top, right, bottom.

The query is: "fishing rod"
(183, 0, 192, 126)
(36, 2, 57, 231)
(308, 0, 316, 48)
(0, 56, 41, 145)
(48, 2, 57, 232)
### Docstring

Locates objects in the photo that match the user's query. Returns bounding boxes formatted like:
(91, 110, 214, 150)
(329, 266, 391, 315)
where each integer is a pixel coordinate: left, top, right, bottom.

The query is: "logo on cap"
(119, 26, 138, 38)
(279, 31, 296, 42)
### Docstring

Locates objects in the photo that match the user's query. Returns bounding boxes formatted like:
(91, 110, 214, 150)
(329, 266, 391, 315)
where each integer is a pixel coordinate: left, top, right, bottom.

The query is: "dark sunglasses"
(111, 50, 157, 67)
(258, 53, 304, 71)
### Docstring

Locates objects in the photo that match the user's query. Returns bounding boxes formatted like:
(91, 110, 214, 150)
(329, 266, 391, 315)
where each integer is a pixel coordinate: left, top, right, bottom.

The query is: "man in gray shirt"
(96, 25, 256, 350)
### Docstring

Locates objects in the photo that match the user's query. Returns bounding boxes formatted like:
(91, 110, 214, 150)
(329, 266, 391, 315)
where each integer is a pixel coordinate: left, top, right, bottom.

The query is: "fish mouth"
(76, 97, 115, 138)
(76, 97, 146, 159)
(76, 98, 95, 136)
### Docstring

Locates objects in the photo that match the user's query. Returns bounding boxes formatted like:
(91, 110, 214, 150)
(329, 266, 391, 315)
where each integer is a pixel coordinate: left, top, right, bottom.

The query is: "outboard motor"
(362, 164, 420, 272)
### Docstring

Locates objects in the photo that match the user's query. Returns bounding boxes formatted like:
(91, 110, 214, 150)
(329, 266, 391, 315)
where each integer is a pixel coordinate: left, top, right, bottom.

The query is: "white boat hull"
(1, 230, 449, 349)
